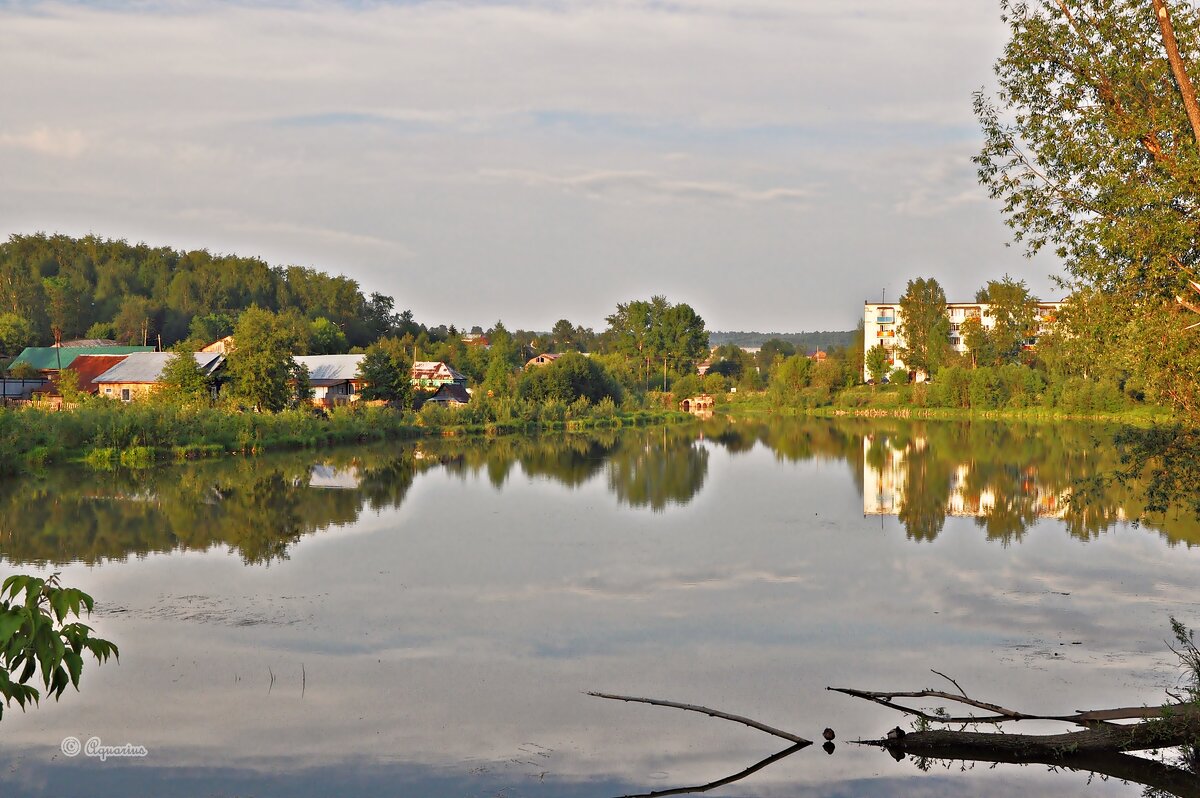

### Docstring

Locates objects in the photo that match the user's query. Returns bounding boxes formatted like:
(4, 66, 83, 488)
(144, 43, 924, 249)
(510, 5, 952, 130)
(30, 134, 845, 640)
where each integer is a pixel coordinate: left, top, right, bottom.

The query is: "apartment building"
(862, 300, 1063, 381)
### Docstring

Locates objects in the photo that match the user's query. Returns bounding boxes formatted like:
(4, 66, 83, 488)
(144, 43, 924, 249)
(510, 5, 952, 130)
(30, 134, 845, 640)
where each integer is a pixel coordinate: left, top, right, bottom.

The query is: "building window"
(121, 388, 130, 402)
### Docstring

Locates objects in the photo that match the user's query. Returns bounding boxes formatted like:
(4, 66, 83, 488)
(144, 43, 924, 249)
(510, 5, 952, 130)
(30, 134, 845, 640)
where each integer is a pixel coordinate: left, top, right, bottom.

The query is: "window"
(121, 388, 130, 402)
(104, 387, 112, 395)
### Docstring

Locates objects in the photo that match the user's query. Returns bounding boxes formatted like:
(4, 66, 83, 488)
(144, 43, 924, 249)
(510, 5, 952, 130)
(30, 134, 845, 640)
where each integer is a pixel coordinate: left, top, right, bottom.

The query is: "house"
(410, 361, 467, 390)
(462, 333, 490, 348)
(861, 299, 1064, 381)
(810, 350, 828, 362)
(201, 336, 235, 354)
(293, 354, 366, 407)
(423, 383, 471, 406)
(679, 394, 715, 415)
(10, 345, 155, 375)
(93, 352, 225, 401)
(525, 353, 561, 368)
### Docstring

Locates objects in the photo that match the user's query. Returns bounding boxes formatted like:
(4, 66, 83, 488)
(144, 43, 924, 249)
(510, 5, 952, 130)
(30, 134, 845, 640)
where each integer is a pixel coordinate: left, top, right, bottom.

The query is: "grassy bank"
(0, 399, 692, 476)
(717, 388, 1180, 426)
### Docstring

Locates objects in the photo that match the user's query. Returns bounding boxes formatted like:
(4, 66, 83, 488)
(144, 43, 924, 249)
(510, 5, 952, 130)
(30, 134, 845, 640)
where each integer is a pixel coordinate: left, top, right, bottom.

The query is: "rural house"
(93, 352, 225, 401)
(293, 354, 366, 407)
(410, 361, 467, 390)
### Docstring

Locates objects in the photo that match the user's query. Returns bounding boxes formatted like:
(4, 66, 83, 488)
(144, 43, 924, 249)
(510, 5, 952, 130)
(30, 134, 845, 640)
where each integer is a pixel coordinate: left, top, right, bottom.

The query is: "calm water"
(2, 417, 1199, 797)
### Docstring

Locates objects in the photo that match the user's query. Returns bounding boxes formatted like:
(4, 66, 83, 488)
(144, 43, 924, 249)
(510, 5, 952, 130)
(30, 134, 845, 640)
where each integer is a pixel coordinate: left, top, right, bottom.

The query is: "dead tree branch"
(587, 692, 811, 744)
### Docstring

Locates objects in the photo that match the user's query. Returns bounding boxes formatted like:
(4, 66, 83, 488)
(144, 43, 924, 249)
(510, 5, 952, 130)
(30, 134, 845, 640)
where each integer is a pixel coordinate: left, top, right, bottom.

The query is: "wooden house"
(525, 353, 561, 368)
(93, 352, 225, 401)
(294, 354, 366, 407)
(410, 361, 467, 391)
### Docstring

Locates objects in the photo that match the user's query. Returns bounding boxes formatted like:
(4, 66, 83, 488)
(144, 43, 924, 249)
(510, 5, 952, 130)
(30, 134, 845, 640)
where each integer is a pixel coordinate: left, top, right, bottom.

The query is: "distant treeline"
(708, 330, 857, 352)
(0, 233, 415, 354)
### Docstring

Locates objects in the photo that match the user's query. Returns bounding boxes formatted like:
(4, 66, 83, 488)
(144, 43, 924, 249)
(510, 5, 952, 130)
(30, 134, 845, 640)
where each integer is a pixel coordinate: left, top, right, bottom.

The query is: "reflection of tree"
(607, 428, 709, 511)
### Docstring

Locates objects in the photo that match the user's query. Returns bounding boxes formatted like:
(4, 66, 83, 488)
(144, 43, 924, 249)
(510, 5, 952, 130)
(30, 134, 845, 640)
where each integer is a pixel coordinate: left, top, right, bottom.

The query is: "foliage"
(757, 338, 797, 374)
(57, 368, 86, 405)
(224, 307, 308, 412)
(898, 277, 951, 377)
(159, 348, 213, 405)
(604, 295, 709, 374)
(888, 367, 909, 386)
(518, 352, 624, 405)
(975, 277, 1039, 366)
(974, 0, 1200, 414)
(866, 344, 889, 384)
(767, 355, 813, 407)
(0, 233, 420, 349)
(0, 313, 34, 358)
(309, 317, 349, 355)
(0, 574, 118, 720)
(357, 337, 413, 406)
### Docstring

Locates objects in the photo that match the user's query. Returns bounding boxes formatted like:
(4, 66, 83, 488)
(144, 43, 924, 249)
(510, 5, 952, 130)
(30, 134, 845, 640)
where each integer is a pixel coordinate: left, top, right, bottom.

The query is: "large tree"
(897, 277, 951, 378)
(975, 0, 1200, 409)
(358, 337, 413, 406)
(225, 307, 307, 412)
(604, 296, 709, 378)
(975, 277, 1039, 365)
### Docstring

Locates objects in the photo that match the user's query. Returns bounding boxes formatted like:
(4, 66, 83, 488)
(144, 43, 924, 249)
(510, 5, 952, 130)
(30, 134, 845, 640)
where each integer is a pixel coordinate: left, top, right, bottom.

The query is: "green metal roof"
(11, 346, 155, 371)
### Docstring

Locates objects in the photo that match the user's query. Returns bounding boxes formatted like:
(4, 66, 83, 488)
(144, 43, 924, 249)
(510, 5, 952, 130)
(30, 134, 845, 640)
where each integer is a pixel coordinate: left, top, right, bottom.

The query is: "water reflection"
(2, 417, 1197, 567)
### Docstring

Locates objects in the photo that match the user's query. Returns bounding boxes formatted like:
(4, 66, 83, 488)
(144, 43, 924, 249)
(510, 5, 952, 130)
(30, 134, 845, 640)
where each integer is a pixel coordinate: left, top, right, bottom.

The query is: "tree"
(604, 297, 709, 391)
(976, 277, 1039, 365)
(757, 339, 796, 374)
(550, 319, 579, 352)
(0, 312, 33, 357)
(866, 344, 889, 384)
(225, 307, 306, 412)
(0, 574, 119, 720)
(308, 317, 348, 355)
(517, 352, 623, 405)
(767, 354, 813, 406)
(898, 277, 951, 378)
(357, 337, 413, 406)
(159, 347, 212, 404)
(974, 0, 1200, 411)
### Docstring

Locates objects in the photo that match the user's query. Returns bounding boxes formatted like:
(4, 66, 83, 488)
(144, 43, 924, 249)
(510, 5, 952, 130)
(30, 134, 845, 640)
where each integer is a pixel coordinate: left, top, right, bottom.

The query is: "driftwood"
(831, 670, 1200, 757)
(591, 671, 1200, 798)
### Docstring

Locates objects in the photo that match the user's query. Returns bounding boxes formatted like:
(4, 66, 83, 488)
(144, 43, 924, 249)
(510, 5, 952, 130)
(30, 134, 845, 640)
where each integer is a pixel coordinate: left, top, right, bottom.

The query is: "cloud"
(0, 126, 87, 157)
(480, 168, 811, 206)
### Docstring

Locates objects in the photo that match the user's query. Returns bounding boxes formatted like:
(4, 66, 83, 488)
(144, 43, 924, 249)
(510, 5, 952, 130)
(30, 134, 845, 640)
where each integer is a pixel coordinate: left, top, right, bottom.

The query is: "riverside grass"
(0, 399, 691, 476)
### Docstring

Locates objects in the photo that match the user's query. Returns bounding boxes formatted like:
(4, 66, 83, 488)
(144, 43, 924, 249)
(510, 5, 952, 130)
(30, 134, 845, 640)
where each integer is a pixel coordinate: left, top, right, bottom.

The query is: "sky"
(0, 0, 1064, 333)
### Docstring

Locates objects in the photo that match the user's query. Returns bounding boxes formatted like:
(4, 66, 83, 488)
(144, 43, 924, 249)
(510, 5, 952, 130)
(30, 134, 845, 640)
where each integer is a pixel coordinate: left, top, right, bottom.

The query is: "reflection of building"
(862, 300, 1062, 380)
(308, 465, 361, 490)
(861, 436, 1070, 519)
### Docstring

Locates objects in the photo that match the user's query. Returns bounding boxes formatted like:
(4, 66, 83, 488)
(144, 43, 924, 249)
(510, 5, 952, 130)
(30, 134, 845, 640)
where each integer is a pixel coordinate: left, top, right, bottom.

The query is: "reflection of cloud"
(486, 562, 807, 602)
(0, 126, 87, 157)
(480, 168, 811, 206)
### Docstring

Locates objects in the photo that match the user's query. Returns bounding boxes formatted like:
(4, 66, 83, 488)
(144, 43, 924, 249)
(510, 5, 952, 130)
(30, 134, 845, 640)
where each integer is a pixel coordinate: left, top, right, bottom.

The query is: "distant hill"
(708, 330, 858, 352)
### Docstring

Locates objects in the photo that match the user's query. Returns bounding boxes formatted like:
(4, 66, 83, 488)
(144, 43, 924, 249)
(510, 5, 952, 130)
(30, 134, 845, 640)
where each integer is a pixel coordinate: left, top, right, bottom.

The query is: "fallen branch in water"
(586, 691, 810, 744)
(830, 669, 1200, 757)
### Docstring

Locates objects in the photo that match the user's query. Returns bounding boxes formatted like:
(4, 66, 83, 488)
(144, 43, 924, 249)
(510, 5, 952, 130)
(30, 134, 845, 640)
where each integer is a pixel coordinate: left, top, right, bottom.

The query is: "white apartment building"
(862, 299, 1063, 381)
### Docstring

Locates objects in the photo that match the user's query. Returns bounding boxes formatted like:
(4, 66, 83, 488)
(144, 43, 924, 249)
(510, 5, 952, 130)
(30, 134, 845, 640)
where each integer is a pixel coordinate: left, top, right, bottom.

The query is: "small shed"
(424, 383, 471, 406)
(679, 394, 715, 415)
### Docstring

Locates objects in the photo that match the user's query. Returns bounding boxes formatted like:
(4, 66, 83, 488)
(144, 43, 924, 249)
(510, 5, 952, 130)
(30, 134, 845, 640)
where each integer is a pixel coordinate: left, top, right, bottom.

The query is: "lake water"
(2, 417, 1199, 797)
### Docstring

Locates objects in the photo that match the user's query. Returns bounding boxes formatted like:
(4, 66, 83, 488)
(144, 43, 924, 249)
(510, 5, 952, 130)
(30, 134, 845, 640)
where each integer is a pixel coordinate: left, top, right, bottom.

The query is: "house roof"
(411, 361, 466, 381)
(63, 355, 131, 393)
(93, 352, 224, 384)
(525, 353, 561, 367)
(293, 354, 365, 385)
(60, 338, 119, 347)
(426, 383, 471, 404)
(11, 346, 155, 371)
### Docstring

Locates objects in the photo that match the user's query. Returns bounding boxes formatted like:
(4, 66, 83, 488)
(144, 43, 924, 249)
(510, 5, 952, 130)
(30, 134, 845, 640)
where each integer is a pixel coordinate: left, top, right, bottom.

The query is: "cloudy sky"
(0, 0, 1062, 332)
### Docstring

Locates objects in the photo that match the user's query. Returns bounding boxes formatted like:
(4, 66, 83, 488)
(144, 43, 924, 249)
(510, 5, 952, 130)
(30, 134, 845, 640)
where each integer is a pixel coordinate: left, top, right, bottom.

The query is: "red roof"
(65, 355, 132, 393)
